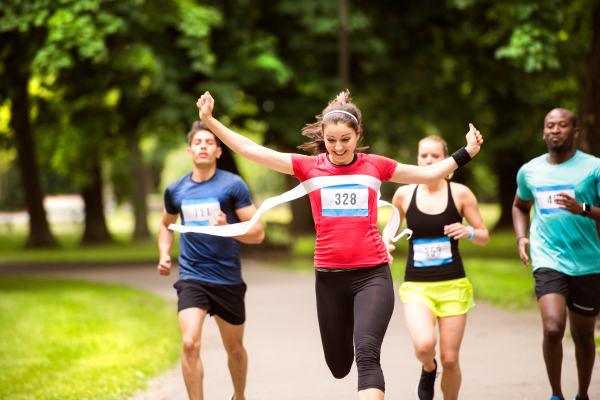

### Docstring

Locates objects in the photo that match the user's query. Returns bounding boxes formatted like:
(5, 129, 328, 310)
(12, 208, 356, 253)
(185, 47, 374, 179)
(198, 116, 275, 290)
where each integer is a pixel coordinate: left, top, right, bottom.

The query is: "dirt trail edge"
(14, 262, 600, 400)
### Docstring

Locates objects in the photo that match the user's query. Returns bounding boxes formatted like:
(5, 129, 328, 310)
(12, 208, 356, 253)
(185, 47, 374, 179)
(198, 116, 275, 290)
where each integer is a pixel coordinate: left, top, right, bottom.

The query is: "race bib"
(535, 185, 575, 215)
(181, 198, 220, 226)
(321, 184, 369, 217)
(413, 237, 452, 267)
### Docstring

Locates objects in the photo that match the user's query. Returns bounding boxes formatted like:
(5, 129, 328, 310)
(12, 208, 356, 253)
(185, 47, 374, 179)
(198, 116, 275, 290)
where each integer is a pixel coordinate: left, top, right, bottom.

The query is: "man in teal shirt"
(513, 108, 600, 400)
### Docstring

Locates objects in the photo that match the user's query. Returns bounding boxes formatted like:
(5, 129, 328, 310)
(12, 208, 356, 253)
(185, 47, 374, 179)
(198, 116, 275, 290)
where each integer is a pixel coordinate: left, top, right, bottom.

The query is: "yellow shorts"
(399, 277, 475, 317)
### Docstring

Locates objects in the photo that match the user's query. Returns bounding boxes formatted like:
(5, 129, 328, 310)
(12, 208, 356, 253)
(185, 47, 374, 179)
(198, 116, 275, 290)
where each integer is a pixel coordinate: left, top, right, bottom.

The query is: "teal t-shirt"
(516, 151, 600, 276)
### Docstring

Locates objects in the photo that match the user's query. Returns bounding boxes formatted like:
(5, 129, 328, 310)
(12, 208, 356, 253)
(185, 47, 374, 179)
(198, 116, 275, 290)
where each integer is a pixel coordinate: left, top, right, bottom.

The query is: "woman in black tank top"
(385, 136, 489, 400)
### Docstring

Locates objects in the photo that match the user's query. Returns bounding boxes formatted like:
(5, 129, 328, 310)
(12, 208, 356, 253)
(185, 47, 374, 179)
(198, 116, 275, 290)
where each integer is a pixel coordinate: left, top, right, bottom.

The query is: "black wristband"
(582, 203, 591, 217)
(451, 147, 472, 168)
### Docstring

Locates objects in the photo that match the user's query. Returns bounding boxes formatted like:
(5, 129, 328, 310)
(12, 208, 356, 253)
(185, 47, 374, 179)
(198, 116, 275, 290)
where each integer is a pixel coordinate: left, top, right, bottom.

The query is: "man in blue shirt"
(513, 108, 600, 400)
(158, 121, 264, 400)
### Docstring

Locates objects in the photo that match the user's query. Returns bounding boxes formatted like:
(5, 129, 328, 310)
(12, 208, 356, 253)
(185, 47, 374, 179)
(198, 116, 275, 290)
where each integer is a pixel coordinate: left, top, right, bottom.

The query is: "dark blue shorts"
(174, 279, 247, 325)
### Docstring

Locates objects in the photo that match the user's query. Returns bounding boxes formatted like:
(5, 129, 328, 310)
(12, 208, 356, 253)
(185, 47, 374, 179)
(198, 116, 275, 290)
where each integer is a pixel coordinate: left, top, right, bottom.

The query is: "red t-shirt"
(291, 152, 398, 268)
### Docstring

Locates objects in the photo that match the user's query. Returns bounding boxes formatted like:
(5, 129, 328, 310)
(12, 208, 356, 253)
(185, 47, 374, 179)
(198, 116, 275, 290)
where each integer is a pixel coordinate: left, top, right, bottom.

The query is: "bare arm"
(512, 193, 534, 267)
(389, 124, 483, 184)
(158, 209, 179, 276)
(207, 204, 265, 244)
(444, 185, 489, 246)
(197, 92, 294, 175)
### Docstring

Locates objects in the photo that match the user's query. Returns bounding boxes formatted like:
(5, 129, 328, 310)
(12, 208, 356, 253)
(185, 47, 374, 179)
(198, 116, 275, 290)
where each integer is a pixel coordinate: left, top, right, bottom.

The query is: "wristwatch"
(582, 203, 591, 217)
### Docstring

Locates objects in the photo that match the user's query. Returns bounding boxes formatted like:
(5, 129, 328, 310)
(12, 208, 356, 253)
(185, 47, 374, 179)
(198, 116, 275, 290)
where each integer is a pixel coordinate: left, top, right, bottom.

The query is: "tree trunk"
(494, 148, 525, 230)
(127, 134, 151, 240)
(216, 145, 240, 175)
(81, 161, 113, 245)
(577, 2, 600, 157)
(491, 92, 525, 230)
(5, 34, 57, 248)
(338, 0, 349, 91)
(285, 174, 316, 235)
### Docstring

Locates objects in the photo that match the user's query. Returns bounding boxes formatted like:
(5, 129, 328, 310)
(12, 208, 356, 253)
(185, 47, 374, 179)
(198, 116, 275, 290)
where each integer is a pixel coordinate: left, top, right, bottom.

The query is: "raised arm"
(197, 92, 294, 175)
(389, 124, 483, 184)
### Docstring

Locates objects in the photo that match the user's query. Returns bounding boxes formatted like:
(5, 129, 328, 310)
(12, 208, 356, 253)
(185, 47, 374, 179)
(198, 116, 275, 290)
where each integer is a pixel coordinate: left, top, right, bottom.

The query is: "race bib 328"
(321, 184, 369, 217)
(535, 185, 575, 215)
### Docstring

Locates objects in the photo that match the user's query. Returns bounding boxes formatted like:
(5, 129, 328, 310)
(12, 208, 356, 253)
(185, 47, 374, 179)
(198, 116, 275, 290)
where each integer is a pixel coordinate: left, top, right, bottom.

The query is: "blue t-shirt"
(164, 169, 253, 284)
(516, 151, 600, 276)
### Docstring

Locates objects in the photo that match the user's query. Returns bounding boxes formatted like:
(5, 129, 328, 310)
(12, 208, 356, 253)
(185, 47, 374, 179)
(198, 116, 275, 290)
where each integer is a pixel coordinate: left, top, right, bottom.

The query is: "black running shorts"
(533, 268, 600, 317)
(174, 279, 247, 325)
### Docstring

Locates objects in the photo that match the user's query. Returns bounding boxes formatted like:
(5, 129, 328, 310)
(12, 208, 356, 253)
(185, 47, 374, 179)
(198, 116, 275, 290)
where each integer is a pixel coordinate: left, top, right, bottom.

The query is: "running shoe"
(550, 397, 564, 400)
(574, 396, 589, 400)
(416, 359, 437, 400)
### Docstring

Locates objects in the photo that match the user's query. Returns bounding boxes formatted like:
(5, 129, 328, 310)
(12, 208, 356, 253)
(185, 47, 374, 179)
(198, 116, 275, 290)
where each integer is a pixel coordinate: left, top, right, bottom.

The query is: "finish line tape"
(169, 174, 412, 242)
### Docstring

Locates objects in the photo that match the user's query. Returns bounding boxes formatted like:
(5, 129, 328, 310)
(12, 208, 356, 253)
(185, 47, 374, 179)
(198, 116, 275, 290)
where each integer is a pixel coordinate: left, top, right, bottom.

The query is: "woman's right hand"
(196, 91, 214, 120)
(465, 123, 483, 157)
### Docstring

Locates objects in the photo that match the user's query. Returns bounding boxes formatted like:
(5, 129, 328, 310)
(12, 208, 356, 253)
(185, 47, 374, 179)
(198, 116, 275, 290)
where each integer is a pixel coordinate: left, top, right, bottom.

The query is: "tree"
(31, 0, 221, 243)
(578, 1, 600, 156)
(0, 0, 122, 247)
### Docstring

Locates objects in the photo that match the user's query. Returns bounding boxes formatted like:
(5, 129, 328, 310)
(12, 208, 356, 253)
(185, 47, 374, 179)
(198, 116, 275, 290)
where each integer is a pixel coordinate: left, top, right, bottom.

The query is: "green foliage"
(0, 276, 180, 399)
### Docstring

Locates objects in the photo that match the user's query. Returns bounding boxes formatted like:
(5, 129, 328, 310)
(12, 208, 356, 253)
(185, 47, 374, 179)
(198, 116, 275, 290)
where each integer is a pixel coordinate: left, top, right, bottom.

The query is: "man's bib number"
(321, 184, 369, 217)
(535, 185, 575, 215)
(413, 237, 453, 267)
(182, 198, 221, 226)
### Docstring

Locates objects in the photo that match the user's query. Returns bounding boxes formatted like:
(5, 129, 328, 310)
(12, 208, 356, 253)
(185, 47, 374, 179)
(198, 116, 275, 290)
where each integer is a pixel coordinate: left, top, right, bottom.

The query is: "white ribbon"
(169, 174, 412, 242)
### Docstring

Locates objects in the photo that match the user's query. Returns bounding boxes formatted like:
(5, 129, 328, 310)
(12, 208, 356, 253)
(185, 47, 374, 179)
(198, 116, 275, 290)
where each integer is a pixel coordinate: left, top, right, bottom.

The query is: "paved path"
(15, 262, 600, 400)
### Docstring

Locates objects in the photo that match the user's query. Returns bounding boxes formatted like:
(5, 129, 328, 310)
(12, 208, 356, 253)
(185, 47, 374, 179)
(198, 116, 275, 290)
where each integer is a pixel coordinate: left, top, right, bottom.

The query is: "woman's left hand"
(444, 222, 470, 240)
(465, 123, 483, 157)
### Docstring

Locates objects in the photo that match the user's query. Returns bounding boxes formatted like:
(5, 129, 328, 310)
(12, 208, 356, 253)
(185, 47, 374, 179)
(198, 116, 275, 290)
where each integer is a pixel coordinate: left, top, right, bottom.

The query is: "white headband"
(323, 110, 358, 124)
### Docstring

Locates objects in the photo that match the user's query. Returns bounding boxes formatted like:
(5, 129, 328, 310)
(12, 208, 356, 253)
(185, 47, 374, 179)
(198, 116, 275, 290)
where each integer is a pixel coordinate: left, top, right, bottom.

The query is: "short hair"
(547, 108, 577, 128)
(187, 121, 220, 146)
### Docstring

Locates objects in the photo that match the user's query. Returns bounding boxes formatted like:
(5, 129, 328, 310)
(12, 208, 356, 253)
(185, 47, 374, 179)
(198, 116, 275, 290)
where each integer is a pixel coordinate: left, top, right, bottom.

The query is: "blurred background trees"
(0, 0, 598, 248)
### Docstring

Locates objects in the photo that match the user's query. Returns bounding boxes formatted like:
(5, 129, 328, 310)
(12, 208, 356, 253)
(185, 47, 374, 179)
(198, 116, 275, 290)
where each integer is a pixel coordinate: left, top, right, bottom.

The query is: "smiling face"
(323, 122, 360, 165)
(417, 139, 446, 167)
(543, 109, 579, 152)
(187, 130, 221, 167)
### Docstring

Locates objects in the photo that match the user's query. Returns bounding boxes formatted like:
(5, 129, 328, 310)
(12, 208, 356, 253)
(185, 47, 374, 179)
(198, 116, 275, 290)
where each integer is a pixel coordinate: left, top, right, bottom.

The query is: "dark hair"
(298, 90, 368, 154)
(187, 121, 220, 146)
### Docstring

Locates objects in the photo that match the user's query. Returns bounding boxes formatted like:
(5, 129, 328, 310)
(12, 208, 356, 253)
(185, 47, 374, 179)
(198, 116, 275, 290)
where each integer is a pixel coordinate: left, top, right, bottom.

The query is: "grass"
(0, 232, 180, 264)
(0, 276, 180, 400)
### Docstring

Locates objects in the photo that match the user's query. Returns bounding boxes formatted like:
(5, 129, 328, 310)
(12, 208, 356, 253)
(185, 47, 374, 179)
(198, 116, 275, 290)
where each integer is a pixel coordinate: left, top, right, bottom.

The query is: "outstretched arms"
(197, 92, 294, 175)
(389, 124, 483, 184)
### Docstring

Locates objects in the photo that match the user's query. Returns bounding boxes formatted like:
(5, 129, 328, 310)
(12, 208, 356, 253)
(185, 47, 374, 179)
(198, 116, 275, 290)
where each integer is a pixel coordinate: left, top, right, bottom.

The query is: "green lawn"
(0, 276, 180, 400)
(0, 232, 180, 264)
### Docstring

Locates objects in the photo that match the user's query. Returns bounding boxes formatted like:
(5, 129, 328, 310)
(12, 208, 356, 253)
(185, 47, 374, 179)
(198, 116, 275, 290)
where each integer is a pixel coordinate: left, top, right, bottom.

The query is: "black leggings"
(315, 263, 395, 392)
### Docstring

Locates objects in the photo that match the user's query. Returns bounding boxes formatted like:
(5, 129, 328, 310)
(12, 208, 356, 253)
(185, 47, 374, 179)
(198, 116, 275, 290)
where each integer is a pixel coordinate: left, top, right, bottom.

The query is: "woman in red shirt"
(196, 90, 482, 400)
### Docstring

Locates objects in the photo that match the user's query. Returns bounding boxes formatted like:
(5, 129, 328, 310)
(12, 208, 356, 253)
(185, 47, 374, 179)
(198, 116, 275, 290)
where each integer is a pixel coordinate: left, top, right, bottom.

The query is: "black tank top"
(404, 182, 466, 282)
